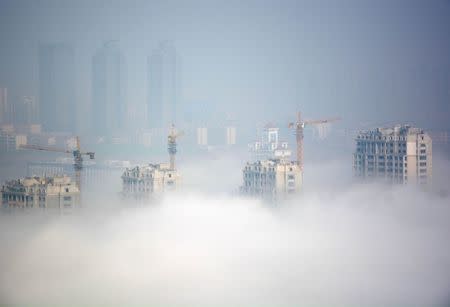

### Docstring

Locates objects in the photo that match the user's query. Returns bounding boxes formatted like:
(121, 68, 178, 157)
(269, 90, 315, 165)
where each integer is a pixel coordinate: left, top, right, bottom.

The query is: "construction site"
(0, 110, 345, 206)
(241, 111, 341, 201)
(1, 175, 80, 211)
(2, 110, 438, 208)
(121, 125, 182, 199)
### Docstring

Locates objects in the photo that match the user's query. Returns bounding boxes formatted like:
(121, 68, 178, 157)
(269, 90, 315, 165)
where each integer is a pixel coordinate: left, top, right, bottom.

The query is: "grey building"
(147, 41, 181, 131)
(241, 159, 302, 202)
(0, 88, 10, 124)
(92, 41, 126, 135)
(353, 125, 432, 185)
(122, 163, 180, 200)
(1, 176, 80, 210)
(14, 96, 38, 126)
(38, 43, 76, 133)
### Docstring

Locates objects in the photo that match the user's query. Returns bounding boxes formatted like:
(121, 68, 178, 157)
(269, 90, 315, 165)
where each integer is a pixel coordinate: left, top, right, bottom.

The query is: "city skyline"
(1, 1, 449, 135)
(0, 2, 449, 306)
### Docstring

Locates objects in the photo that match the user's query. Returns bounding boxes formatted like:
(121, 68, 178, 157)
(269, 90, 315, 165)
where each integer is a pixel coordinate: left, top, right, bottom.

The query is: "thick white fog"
(1, 155, 449, 306)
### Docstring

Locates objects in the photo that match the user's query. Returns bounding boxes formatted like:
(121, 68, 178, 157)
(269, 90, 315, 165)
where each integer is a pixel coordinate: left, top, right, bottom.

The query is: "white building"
(121, 163, 180, 199)
(197, 127, 208, 146)
(1, 176, 80, 210)
(241, 159, 302, 202)
(226, 126, 236, 145)
(353, 125, 432, 185)
(248, 123, 291, 160)
(0, 131, 27, 152)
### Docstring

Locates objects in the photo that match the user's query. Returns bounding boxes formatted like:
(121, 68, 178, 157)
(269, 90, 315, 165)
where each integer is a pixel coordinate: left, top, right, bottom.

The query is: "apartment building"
(1, 176, 80, 210)
(241, 159, 302, 202)
(353, 125, 432, 184)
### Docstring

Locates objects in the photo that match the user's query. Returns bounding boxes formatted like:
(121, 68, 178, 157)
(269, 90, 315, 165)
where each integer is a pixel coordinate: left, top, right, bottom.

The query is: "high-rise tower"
(38, 43, 76, 132)
(92, 41, 126, 135)
(147, 41, 181, 131)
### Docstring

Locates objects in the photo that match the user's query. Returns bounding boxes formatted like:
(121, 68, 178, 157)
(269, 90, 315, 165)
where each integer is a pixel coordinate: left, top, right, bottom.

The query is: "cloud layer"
(1, 183, 449, 306)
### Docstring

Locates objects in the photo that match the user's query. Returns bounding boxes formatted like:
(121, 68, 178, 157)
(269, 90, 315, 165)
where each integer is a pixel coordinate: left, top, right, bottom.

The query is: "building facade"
(38, 43, 76, 133)
(92, 41, 126, 135)
(14, 96, 38, 126)
(27, 160, 126, 190)
(197, 127, 208, 146)
(353, 125, 432, 185)
(241, 159, 302, 202)
(1, 176, 80, 210)
(121, 163, 180, 199)
(248, 124, 291, 160)
(0, 88, 10, 124)
(0, 131, 27, 152)
(147, 41, 181, 131)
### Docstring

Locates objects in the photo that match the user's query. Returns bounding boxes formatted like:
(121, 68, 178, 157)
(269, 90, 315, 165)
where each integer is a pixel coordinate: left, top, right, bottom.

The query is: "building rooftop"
(3, 176, 73, 188)
(357, 125, 425, 139)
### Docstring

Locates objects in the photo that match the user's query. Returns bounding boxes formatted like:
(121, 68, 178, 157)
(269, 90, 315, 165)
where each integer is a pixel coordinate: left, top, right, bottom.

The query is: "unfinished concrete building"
(248, 123, 291, 160)
(121, 163, 180, 198)
(353, 125, 432, 184)
(241, 159, 302, 202)
(1, 176, 80, 210)
(122, 125, 182, 199)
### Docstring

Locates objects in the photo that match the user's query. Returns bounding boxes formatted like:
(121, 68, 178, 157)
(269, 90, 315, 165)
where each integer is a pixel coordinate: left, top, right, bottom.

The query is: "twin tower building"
(38, 41, 179, 136)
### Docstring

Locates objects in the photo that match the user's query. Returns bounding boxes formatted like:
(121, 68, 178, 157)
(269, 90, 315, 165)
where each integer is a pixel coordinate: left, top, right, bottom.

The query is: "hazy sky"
(1, 3, 449, 305)
(0, 0, 449, 131)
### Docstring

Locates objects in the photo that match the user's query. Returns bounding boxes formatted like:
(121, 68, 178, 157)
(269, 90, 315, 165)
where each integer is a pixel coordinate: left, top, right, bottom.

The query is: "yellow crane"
(167, 125, 184, 170)
(20, 136, 95, 190)
(289, 111, 340, 171)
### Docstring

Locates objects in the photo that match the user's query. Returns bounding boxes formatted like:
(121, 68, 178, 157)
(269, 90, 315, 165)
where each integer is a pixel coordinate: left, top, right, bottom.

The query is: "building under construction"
(1, 175, 80, 210)
(121, 125, 182, 198)
(241, 111, 339, 201)
(248, 123, 291, 160)
(241, 159, 302, 202)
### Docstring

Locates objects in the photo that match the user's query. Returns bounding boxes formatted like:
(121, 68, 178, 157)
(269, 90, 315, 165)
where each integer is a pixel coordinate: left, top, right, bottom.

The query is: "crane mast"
(168, 125, 183, 170)
(289, 111, 340, 171)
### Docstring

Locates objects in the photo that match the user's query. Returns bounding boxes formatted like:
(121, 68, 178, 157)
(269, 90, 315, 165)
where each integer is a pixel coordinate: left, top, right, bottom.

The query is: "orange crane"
(167, 125, 184, 170)
(20, 136, 95, 189)
(288, 111, 340, 171)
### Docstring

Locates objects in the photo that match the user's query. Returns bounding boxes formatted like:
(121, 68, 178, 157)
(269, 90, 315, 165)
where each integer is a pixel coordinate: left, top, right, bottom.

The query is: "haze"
(0, 0, 450, 306)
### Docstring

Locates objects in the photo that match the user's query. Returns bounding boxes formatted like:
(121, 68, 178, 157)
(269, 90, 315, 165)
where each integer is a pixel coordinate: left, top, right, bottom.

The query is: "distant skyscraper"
(38, 43, 76, 132)
(147, 41, 181, 130)
(14, 96, 37, 125)
(226, 126, 237, 145)
(197, 127, 208, 146)
(92, 41, 126, 135)
(0, 88, 9, 124)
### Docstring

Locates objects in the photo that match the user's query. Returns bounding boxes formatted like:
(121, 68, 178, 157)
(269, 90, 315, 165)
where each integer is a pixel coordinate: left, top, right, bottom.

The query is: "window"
(63, 196, 71, 201)
(65, 188, 69, 192)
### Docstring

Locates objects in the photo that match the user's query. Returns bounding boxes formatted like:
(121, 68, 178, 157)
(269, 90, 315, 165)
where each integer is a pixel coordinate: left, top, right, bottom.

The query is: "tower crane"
(288, 111, 340, 171)
(20, 136, 95, 189)
(167, 125, 184, 170)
